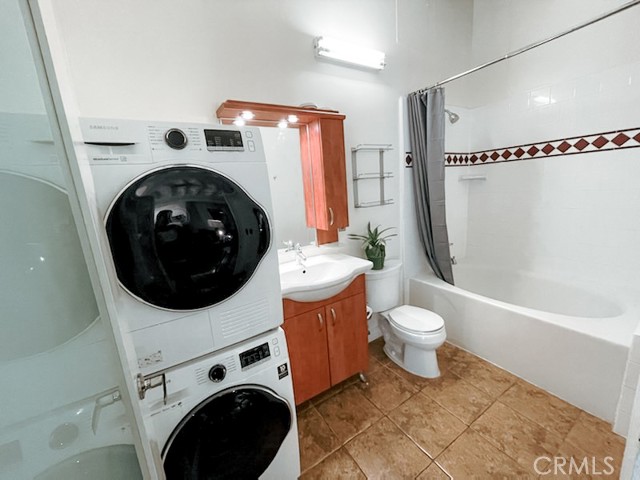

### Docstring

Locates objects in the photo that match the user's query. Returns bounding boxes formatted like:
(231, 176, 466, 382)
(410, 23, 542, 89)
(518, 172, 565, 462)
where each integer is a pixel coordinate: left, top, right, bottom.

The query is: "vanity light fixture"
(232, 117, 246, 126)
(241, 110, 255, 120)
(277, 119, 289, 129)
(314, 36, 386, 71)
(287, 114, 299, 123)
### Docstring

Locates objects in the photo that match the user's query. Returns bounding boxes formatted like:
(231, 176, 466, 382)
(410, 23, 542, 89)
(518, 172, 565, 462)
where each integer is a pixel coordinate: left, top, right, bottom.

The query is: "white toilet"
(365, 261, 446, 378)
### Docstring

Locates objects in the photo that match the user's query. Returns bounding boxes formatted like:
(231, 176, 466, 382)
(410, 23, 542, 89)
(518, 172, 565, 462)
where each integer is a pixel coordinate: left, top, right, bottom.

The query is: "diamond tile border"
(445, 127, 640, 166)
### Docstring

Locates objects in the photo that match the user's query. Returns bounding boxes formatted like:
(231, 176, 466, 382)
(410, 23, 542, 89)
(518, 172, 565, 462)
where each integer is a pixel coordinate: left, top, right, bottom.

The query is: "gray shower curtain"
(407, 88, 454, 285)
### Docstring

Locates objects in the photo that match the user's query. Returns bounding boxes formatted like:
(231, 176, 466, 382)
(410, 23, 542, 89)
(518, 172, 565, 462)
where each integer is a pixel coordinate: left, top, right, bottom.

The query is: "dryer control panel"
(78, 118, 264, 166)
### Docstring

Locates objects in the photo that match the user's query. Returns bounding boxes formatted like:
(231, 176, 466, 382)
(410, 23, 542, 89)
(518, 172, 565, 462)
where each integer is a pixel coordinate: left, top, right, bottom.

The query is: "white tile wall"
(444, 27, 640, 290)
(449, 147, 640, 292)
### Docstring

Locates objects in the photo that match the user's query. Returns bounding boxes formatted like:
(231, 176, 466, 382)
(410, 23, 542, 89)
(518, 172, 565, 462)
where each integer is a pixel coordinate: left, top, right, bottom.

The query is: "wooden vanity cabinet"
(282, 275, 369, 405)
(281, 307, 332, 404)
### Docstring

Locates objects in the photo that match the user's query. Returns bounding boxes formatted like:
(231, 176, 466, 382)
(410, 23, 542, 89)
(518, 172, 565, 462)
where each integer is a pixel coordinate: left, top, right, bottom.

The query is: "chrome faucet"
(283, 240, 294, 251)
(294, 243, 307, 266)
(283, 240, 307, 267)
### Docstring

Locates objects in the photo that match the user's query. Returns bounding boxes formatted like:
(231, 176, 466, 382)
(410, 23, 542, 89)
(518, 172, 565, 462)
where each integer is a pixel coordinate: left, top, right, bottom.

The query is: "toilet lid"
(388, 305, 444, 333)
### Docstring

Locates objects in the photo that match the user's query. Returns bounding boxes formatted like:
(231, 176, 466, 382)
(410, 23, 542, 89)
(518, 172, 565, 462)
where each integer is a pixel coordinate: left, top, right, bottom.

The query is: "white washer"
(143, 328, 299, 479)
(75, 118, 283, 373)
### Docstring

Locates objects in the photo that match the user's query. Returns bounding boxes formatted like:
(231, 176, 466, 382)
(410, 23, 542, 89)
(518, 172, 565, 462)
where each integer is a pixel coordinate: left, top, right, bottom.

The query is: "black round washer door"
(105, 166, 270, 310)
(163, 387, 292, 480)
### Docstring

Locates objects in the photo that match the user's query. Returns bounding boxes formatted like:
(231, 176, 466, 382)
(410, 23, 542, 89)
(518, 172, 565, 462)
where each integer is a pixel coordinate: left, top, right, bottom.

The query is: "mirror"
(260, 127, 315, 248)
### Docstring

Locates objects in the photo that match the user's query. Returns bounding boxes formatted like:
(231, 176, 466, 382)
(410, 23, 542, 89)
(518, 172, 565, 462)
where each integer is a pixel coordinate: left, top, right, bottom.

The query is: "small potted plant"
(348, 222, 396, 270)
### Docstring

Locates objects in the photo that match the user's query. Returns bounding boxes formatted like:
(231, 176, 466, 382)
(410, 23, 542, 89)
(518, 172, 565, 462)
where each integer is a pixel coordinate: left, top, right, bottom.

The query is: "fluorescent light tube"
(314, 36, 386, 71)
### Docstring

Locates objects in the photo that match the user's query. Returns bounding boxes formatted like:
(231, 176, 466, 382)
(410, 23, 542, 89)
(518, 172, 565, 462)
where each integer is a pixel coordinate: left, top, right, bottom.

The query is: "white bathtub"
(409, 263, 640, 422)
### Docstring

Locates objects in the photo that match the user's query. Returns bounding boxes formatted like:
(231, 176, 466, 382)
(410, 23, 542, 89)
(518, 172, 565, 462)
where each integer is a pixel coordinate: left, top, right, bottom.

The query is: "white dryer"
(75, 119, 283, 373)
(143, 328, 299, 479)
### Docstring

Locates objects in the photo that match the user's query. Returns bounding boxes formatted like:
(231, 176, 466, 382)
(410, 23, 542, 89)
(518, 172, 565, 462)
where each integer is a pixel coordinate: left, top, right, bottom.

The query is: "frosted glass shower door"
(0, 1, 149, 478)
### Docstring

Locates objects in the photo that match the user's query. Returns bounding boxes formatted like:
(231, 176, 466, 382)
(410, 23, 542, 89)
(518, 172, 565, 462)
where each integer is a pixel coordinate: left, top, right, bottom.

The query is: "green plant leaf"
(348, 223, 396, 251)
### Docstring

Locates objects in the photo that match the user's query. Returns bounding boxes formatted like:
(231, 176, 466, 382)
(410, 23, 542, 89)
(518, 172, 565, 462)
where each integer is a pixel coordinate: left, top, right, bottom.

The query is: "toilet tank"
(364, 260, 402, 312)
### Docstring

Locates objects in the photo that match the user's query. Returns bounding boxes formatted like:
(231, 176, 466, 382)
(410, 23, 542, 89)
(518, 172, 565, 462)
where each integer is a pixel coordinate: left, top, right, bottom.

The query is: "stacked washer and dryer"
(75, 119, 299, 479)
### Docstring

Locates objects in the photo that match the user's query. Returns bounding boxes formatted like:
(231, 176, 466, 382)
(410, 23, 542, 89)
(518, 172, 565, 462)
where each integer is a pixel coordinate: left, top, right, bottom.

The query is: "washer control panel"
(239, 342, 270, 370)
(147, 124, 202, 153)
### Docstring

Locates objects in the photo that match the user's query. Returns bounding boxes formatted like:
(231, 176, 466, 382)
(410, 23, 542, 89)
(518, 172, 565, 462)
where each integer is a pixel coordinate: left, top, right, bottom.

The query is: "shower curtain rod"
(416, 0, 640, 94)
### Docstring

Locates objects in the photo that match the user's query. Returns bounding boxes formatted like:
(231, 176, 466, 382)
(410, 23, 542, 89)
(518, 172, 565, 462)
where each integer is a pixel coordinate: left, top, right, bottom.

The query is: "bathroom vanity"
(282, 275, 369, 405)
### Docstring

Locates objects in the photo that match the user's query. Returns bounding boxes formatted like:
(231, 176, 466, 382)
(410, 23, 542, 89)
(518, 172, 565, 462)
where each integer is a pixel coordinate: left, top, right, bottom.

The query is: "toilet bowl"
(365, 261, 446, 378)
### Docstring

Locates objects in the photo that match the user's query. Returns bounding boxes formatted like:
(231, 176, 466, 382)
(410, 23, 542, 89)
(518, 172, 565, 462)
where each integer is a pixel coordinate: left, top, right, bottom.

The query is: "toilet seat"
(388, 305, 444, 334)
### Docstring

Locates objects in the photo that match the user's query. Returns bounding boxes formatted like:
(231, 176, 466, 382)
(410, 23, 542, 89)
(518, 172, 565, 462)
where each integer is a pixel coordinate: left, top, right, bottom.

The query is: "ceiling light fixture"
(314, 36, 386, 71)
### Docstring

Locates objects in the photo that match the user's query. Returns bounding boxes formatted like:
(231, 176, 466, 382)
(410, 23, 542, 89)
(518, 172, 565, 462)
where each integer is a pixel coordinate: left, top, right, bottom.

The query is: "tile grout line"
(549, 410, 624, 474)
(426, 380, 509, 470)
(299, 351, 402, 477)
(378, 343, 511, 431)
(419, 375, 502, 426)
(308, 364, 413, 478)
(342, 447, 369, 479)
(468, 404, 550, 474)
(380, 372, 480, 478)
(336, 377, 437, 477)
(494, 388, 580, 445)
(340, 417, 389, 479)
(468, 383, 587, 475)
(297, 405, 344, 475)
(315, 385, 385, 446)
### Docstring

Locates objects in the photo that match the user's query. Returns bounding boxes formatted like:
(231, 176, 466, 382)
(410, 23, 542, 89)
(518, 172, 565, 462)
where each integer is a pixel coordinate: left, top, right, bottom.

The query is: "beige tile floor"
(296, 339, 625, 479)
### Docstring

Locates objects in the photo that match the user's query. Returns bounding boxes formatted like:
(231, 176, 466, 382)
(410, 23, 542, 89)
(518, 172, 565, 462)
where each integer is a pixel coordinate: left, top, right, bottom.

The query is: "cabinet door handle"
(328, 207, 334, 226)
(330, 307, 337, 325)
(317, 313, 324, 330)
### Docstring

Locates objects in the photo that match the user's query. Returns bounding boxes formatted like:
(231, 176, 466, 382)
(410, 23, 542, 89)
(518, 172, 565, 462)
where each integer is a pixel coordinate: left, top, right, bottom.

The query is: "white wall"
(46, 0, 474, 265)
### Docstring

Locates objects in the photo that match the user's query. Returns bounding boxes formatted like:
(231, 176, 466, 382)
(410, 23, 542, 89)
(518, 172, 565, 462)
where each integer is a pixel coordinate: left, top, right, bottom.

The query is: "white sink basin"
(279, 253, 373, 302)
(35, 445, 142, 480)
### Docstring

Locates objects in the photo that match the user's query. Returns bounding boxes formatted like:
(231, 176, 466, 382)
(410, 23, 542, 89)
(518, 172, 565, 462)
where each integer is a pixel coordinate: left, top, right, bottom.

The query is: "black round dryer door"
(163, 387, 292, 479)
(105, 166, 270, 310)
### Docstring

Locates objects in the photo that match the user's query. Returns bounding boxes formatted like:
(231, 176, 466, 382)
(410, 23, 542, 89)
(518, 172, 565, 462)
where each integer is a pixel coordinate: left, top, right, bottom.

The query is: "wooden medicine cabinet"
(216, 100, 349, 244)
